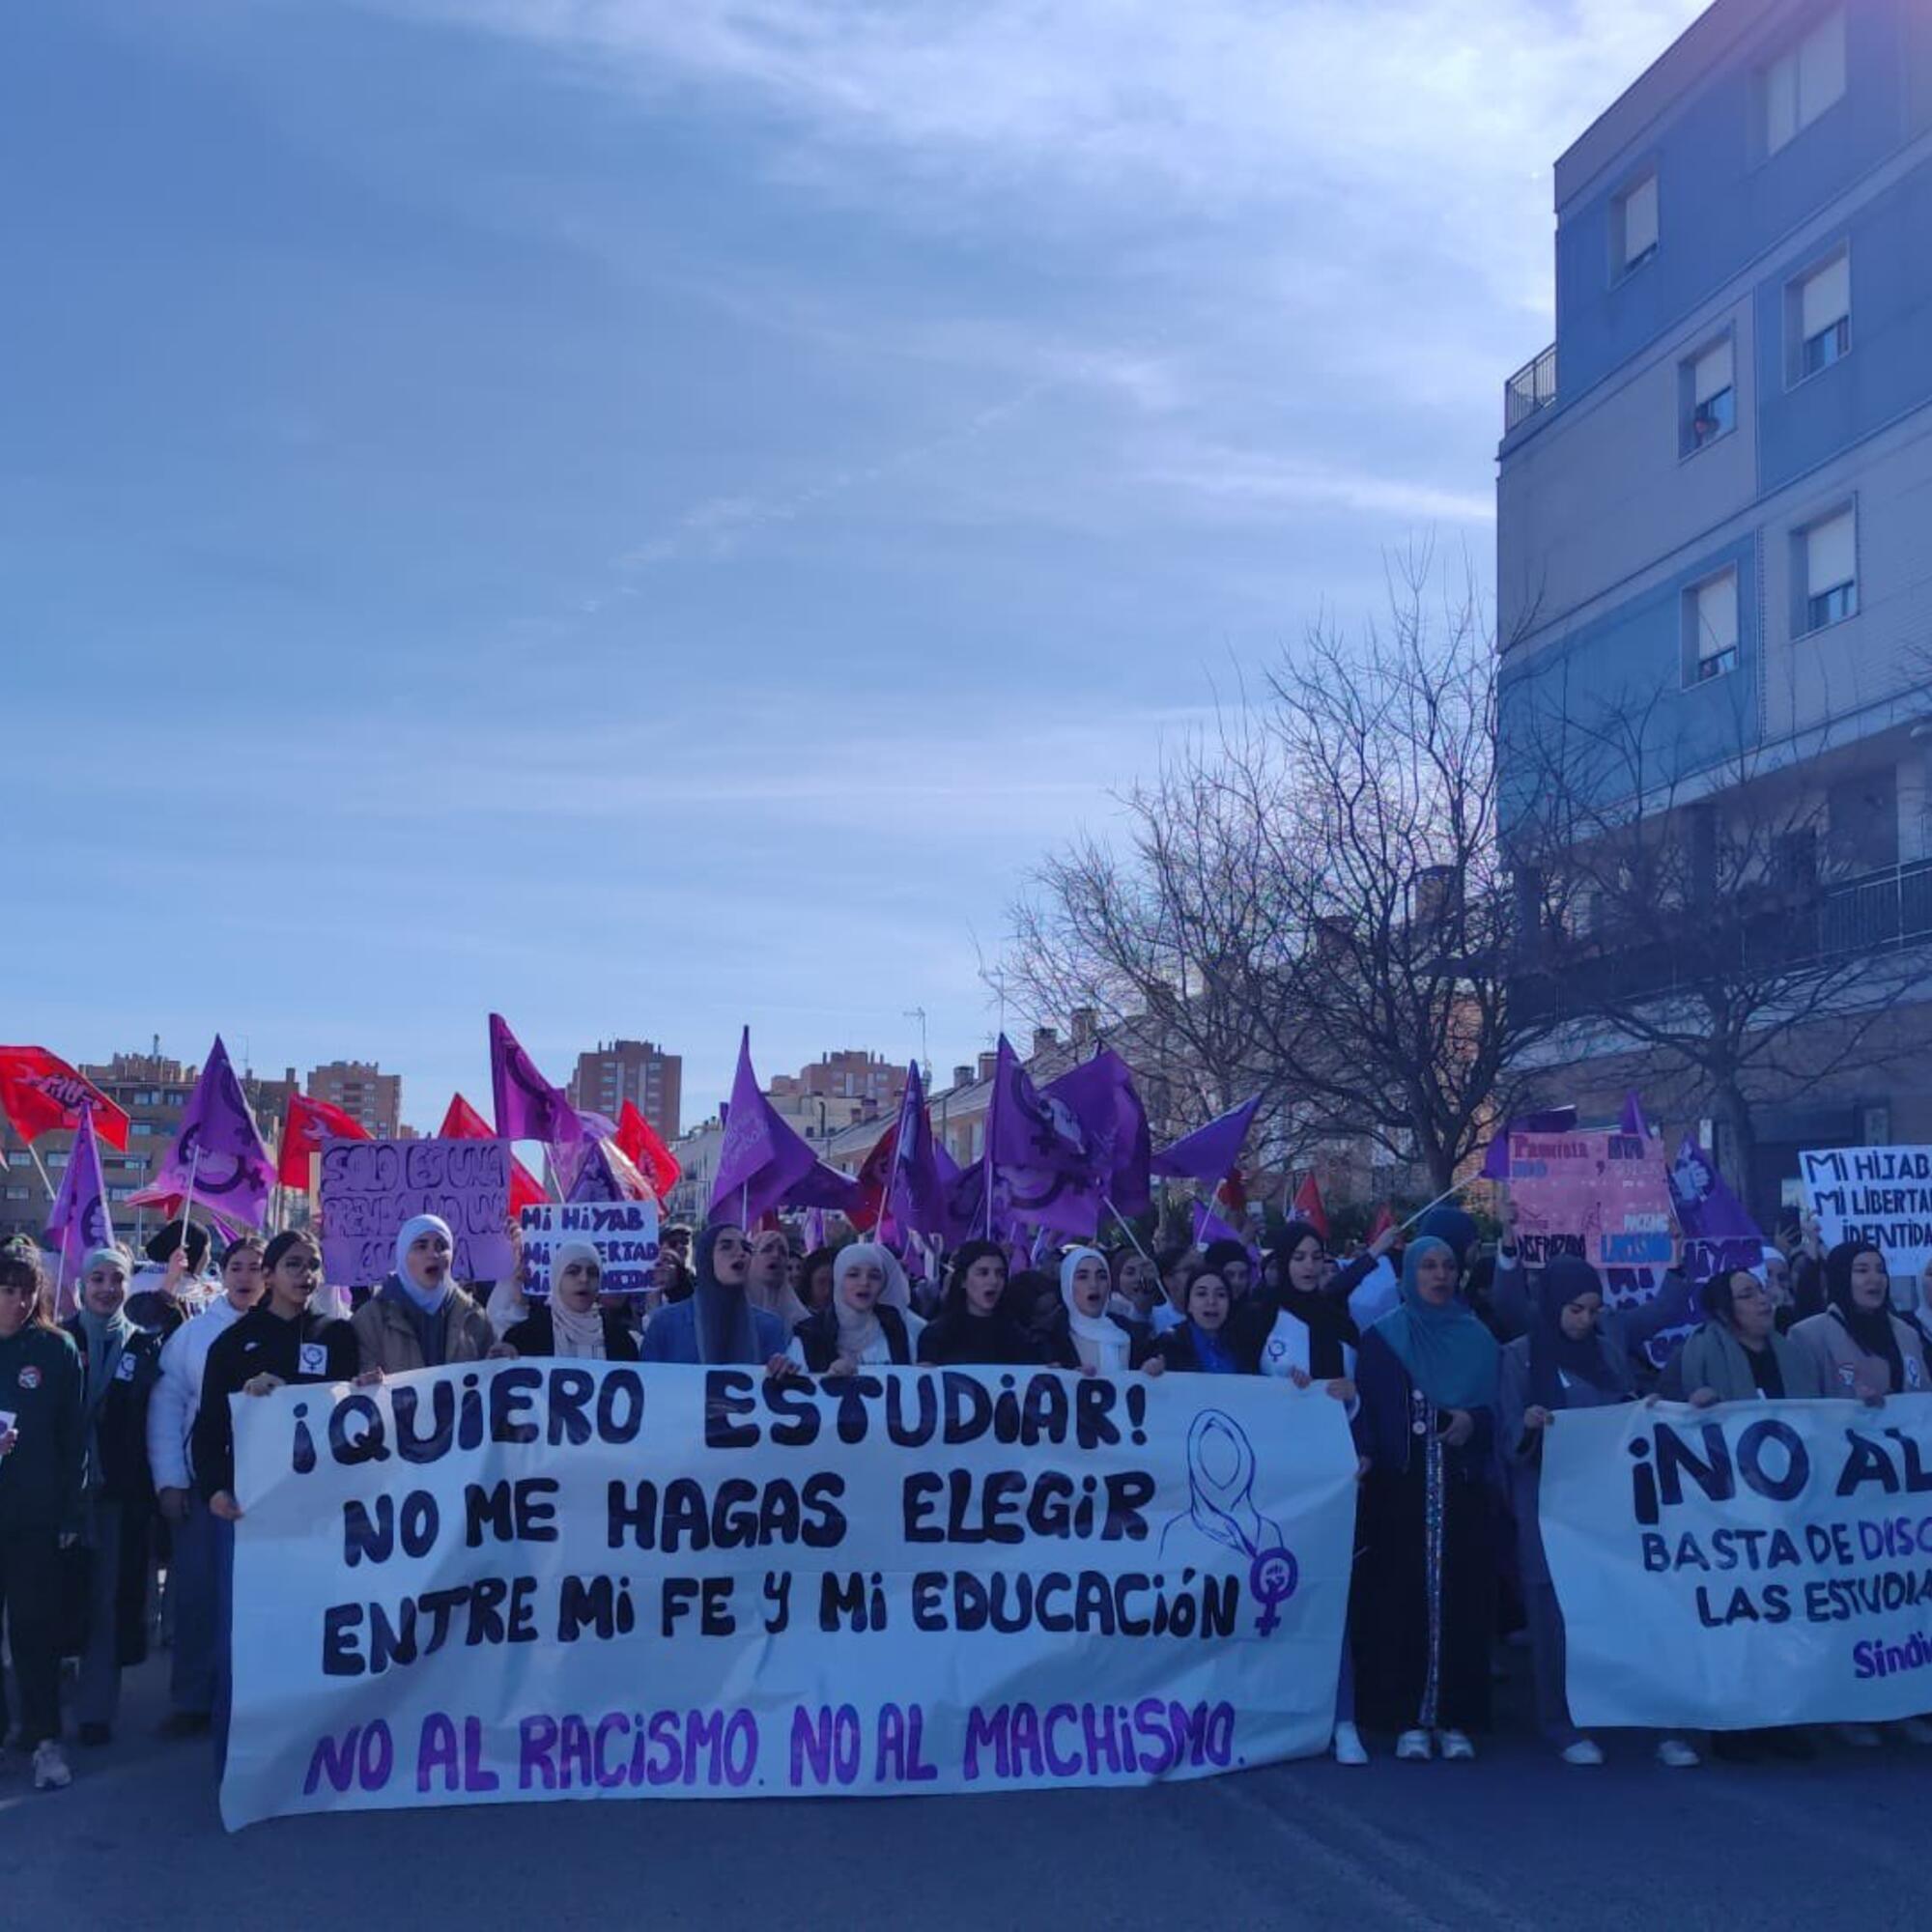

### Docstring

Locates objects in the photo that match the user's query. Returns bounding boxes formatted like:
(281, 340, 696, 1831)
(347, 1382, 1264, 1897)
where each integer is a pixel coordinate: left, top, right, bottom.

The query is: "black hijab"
(694, 1223, 759, 1365)
(1824, 1239, 1903, 1387)
(1260, 1219, 1358, 1378)
(1527, 1255, 1626, 1410)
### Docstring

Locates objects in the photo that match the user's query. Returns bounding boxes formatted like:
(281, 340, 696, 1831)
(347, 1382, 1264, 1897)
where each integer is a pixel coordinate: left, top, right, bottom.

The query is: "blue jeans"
(169, 1495, 219, 1719)
(210, 1513, 236, 1774)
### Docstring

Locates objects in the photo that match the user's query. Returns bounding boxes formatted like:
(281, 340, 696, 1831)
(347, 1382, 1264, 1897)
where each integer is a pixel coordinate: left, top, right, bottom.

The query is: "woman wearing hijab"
(60, 1246, 163, 1748)
(1498, 1257, 1699, 1769)
(1200, 1237, 1253, 1300)
(351, 1215, 495, 1375)
(0, 1246, 85, 1791)
(1791, 1239, 1929, 1400)
(918, 1240, 1037, 1366)
(1241, 1220, 1362, 1388)
(639, 1223, 794, 1371)
(746, 1228, 810, 1330)
(1147, 1271, 1253, 1374)
(1042, 1247, 1142, 1376)
(1353, 1235, 1500, 1761)
(503, 1240, 639, 1361)
(790, 1243, 923, 1371)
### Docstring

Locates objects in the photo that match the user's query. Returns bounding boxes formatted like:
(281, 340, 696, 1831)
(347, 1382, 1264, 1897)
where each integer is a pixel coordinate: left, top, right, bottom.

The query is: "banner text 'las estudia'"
(220, 1363, 1357, 1829)
(1542, 1399, 1932, 1730)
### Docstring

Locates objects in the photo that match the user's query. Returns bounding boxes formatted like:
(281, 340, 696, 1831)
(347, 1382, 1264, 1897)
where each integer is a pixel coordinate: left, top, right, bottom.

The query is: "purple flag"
(1619, 1091, 1653, 1140)
(886, 1062, 952, 1236)
(1151, 1094, 1261, 1184)
(933, 1139, 963, 1185)
(129, 1037, 274, 1229)
(803, 1208, 827, 1251)
(787, 1160, 865, 1216)
(1044, 1050, 1152, 1218)
(489, 1013, 582, 1146)
(709, 1029, 817, 1226)
(1190, 1199, 1258, 1269)
(44, 1107, 112, 1283)
(1667, 1134, 1764, 1284)
(986, 1036, 1105, 1236)
(1478, 1104, 1580, 1180)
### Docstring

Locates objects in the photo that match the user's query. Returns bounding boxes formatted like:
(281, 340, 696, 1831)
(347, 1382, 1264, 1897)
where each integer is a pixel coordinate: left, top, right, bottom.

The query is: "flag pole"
(26, 1144, 58, 1204)
(1397, 1179, 1464, 1235)
(1103, 1197, 1154, 1265)
(178, 1146, 202, 1243)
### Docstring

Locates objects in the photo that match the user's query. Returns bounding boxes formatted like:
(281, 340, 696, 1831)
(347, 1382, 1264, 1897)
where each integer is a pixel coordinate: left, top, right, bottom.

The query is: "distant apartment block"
(570, 1038, 682, 1142)
(306, 1060, 403, 1138)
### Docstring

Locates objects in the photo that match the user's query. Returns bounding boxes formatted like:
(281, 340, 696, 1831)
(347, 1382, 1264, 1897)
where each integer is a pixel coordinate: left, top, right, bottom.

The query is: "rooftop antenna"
(902, 1007, 930, 1080)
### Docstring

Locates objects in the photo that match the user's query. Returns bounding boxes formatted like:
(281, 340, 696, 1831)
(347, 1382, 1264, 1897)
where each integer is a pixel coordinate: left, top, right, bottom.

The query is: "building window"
(1612, 172, 1659, 279)
(1684, 567, 1740, 683)
(1797, 506, 1858, 633)
(1680, 334, 1736, 453)
(1787, 248, 1850, 383)
(1764, 8, 1846, 156)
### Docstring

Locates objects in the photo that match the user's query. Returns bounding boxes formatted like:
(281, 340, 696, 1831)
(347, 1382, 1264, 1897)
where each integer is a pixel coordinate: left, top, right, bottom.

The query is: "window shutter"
(1799, 12, 1846, 121)
(1696, 573, 1739, 659)
(1801, 254, 1849, 339)
(1623, 176, 1658, 263)
(1806, 511, 1856, 593)
(1766, 52, 1799, 152)
(1693, 338, 1733, 405)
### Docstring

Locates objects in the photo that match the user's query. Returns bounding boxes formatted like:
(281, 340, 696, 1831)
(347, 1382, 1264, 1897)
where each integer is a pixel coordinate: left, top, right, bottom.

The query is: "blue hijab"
(1371, 1235, 1498, 1409)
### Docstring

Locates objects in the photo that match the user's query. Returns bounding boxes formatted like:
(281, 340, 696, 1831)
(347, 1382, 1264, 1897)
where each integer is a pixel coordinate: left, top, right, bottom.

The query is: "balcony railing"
(1513, 858, 1932, 1024)
(1504, 344, 1557, 433)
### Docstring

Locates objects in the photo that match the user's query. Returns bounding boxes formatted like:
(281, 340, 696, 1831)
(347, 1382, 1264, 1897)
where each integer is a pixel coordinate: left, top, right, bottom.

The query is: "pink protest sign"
(1507, 1130, 1675, 1274)
(318, 1137, 514, 1288)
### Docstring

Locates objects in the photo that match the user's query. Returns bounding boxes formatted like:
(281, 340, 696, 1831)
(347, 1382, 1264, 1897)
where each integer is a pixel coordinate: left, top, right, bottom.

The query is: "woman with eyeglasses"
(503, 1240, 639, 1360)
(791, 1242, 924, 1372)
(638, 1224, 794, 1374)
(1658, 1266, 1828, 1407)
(0, 1246, 85, 1791)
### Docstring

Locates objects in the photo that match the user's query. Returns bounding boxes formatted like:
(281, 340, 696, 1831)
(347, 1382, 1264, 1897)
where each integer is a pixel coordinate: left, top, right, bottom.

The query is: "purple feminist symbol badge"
(1249, 1548, 1298, 1636)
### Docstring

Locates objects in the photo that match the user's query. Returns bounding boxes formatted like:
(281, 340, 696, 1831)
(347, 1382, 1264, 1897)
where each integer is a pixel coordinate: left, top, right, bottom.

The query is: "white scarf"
(549, 1238, 608, 1359)
(833, 1242, 900, 1361)
(1062, 1246, 1132, 1373)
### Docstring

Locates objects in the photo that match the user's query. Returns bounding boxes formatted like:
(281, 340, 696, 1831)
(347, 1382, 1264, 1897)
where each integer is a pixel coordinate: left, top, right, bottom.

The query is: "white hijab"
(833, 1242, 910, 1360)
(548, 1237, 608, 1359)
(393, 1213, 455, 1310)
(1061, 1246, 1132, 1373)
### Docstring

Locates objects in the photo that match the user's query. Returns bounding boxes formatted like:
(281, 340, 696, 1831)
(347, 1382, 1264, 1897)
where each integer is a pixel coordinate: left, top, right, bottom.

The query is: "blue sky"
(6, 0, 1701, 1128)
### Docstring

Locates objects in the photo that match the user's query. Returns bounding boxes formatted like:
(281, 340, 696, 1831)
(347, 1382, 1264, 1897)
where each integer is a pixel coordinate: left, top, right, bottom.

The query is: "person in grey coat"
(1499, 1256, 1698, 1770)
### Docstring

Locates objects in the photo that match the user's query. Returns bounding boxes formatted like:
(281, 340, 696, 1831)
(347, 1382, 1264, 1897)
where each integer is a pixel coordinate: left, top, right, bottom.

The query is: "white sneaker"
(1331, 1720, 1369, 1766)
(1894, 1717, 1932, 1746)
(1560, 1738, 1605, 1766)
(1436, 1729, 1477, 1761)
(1837, 1722, 1883, 1748)
(1395, 1728, 1433, 1761)
(1656, 1737, 1701, 1769)
(32, 1741, 71, 1792)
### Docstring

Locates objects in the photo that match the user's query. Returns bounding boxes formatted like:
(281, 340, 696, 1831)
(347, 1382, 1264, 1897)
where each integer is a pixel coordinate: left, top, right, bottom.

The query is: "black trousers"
(0, 1527, 64, 1747)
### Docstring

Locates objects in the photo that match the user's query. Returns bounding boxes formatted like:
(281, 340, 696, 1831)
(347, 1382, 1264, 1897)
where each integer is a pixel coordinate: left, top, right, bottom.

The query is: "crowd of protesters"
(3, 1197, 1931, 1796)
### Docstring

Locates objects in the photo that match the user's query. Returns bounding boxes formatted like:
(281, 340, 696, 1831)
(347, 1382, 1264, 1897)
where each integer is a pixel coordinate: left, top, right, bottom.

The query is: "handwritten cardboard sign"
(319, 1137, 513, 1288)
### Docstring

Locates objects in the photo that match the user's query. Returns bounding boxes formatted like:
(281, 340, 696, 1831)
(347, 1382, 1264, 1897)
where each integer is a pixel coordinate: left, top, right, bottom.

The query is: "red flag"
(1366, 1202, 1395, 1245)
(440, 1093, 547, 1214)
(0, 1046, 130, 1151)
(1292, 1171, 1329, 1241)
(278, 1094, 370, 1187)
(1222, 1164, 1249, 1214)
(615, 1100, 682, 1203)
(850, 1120, 900, 1232)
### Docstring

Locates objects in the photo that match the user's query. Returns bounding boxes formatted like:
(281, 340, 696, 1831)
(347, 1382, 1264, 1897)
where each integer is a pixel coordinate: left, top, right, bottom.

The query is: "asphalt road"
(5, 1650, 1927, 1929)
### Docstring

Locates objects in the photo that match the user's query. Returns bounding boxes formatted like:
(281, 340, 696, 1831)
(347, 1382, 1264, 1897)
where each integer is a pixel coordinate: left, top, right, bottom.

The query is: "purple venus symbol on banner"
(1249, 1548, 1298, 1636)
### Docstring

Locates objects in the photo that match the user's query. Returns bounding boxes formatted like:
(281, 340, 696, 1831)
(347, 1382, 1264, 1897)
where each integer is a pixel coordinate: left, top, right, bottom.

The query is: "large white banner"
(221, 1364, 1358, 1829)
(1800, 1145, 1932, 1280)
(1542, 1400, 1932, 1729)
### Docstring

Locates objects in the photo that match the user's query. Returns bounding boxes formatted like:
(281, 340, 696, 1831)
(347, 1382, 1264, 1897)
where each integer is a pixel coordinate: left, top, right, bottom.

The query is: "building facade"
(305, 1060, 404, 1139)
(568, 1038, 681, 1142)
(1496, 0, 1932, 1225)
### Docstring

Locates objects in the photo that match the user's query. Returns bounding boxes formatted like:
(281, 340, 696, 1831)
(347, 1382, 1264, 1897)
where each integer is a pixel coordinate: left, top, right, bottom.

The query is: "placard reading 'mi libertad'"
(318, 1137, 514, 1288)
(1800, 1146, 1932, 1280)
